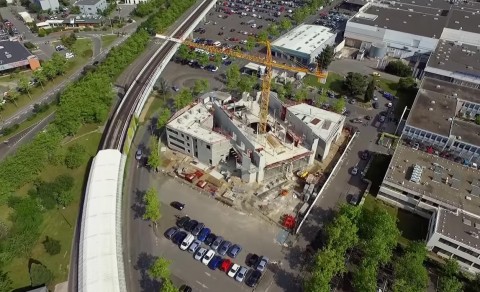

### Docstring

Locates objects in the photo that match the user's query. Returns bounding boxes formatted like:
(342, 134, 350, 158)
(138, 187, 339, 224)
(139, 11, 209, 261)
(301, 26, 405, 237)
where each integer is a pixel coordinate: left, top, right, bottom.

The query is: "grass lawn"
(101, 34, 118, 49)
(4, 129, 102, 290)
(0, 39, 92, 121)
(365, 153, 392, 195)
(303, 72, 344, 93)
(363, 196, 429, 246)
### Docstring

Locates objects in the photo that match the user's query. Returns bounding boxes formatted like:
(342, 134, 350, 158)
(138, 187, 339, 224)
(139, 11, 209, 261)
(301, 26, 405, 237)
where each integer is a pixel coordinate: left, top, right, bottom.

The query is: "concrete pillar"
(256, 154, 266, 182)
(309, 138, 319, 165)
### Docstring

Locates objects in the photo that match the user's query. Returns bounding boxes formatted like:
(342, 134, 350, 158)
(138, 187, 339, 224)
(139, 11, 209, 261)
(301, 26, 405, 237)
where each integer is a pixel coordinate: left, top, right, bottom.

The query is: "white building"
(34, 0, 60, 11)
(271, 24, 335, 64)
(76, 0, 108, 16)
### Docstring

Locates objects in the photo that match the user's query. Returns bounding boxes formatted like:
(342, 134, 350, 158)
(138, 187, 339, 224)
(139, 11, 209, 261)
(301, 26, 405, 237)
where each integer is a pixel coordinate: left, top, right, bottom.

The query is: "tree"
(279, 19, 292, 31)
(385, 60, 412, 77)
(304, 248, 341, 292)
(316, 45, 334, 70)
(51, 53, 68, 76)
(293, 8, 308, 23)
(226, 64, 241, 91)
(6, 90, 20, 107)
(212, 54, 222, 66)
(353, 261, 378, 292)
(18, 75, 32, 99)
(438, 259, 463, 292)
(0, 270, 12, 292)
(295, 88, 308, 102)
(245, 36, 256, 51)
(267, 24, 280, 37)
(257, 31, 268, 42)
(147, 138, 161, 171)
(71, 5, 80, 14)
(238, 75, 257, 94)
(196, 52, 209, 66)
(148, 257, 171, 280)
(316, 94, 328, 106)
(177, 44, 192, 60)
(393, 241, 428, 292)
(64, 143, 86, 169)
(154, 77, 169, 96)
(284, 82, 294, 98)
(156, 108, 171, 130)
(275, 85, 286, 101)
(30, 263, 53, 286)
(143, 187, 161, 225)
(162, 279, 178, 292)
(174, 89, 193, 110)
(344, 72, 367, 96)
(61, 32, 77, 49)
(332, 98, 345, 114)
(364, 79, 375, 102)
(42, 236, 61, 255)
(398, 76, 417, 91)
(33, 69, 47, 89)
(192, 79, 209, 95)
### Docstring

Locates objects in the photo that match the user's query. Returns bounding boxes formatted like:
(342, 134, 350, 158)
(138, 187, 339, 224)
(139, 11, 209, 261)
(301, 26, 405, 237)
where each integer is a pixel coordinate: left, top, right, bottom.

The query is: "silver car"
(211, 236, 223, 250)
(194, 247, 207, 260)
(188, 240, 201, 253)
(235, 266, 248, 282)
(256, 256, 269, 272)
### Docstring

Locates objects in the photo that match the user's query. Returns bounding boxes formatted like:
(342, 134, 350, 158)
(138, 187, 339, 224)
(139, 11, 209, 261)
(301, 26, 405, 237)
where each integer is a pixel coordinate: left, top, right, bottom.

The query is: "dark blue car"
(172, 231, 187, 245)
(197, 227, 211, 242)
(227, 244, 242, 258)
(208, 255, 222, 270)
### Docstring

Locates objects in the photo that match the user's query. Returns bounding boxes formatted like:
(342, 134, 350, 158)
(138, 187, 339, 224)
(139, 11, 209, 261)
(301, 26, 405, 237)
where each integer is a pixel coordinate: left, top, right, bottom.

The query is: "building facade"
(34, 0, 59, 11)
(76, 0, 108, 16)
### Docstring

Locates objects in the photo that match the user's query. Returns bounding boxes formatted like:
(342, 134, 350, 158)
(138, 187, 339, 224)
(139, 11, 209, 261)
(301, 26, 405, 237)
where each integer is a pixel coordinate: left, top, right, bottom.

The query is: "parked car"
(179, 285, 192, 292)
(379, 115, 386, 123)
(164, 227, 178, 240)
(202, 249, 216, 265)
(235, 266, 248, 282)
(228, 263, 240, 277)
(246, 270, 262, 287)
(205, 233, 216, 246)
(184, 220, 198, 232)
(194, 247, 207, 260)
(220, 258, 232, 272)
(247, 254, 259, 267)
(351, 166, 359, 176)
(256, 256, 269, 272)
(180, 234, 195, 250)
(188, 239, 201, 253)
(195, 225, 208, 239)
(361, 151, 370, 160)
(192, 222, 205, 236)
(170, 201, 185, 210)
(228, 244, 242, 258)
(218, 240, 232, 255)
(211, 236, 224, 250)
(372, 101, 379, 109)
(135, 149, 142, 160)
(172, 231, 187, 245)
(350, 118, 362, 124)
(176, 216, 190, 228)
(172, 86, 180, 92)
(208, 255, 223, 270)
(349, 194, 360, 206)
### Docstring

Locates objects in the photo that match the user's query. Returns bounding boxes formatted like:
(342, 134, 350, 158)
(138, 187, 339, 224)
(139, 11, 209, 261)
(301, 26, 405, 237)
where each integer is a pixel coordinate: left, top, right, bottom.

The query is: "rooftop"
(167, 102, 228, 144)
(0, 41, 33, 65)
(392, 0, 480, 11)
(64, 15, 104, 24)
(271, 24, 334, 55)
(407, 87, 456, 137)
(287, 103, 345, 142)
(437, 209, 480, 251)
(422, 77, 480, 105)
(385, 144, 480, 215)
(76, 0, 103, 5)
(444, 9, 480, 34)
(451, 119, 480, 148)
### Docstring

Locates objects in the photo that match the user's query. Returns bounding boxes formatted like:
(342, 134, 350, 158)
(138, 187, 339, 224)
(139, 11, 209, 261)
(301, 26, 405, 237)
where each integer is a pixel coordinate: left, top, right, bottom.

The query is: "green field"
(303, 72, 344, 93)
(101, 34, 118, 48)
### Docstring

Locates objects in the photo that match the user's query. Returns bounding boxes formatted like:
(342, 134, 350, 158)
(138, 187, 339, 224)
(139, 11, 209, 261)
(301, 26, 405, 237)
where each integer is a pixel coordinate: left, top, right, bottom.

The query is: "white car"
(194, 247, 207, 260)
(351, 166, 359, 176)
(213, 41, 221, 47)
(235, 266, 248, 282)
(202, 249, 215, 265)
(387, 102, 393, 108)
(228, 264, 240, 277)
(251, 23, 257, 28)
(221, 55, 228, 60)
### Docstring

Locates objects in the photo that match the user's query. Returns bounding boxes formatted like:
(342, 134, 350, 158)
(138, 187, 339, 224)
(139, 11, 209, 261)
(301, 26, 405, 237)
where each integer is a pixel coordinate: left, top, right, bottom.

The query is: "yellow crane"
(156, 34, 328, 134)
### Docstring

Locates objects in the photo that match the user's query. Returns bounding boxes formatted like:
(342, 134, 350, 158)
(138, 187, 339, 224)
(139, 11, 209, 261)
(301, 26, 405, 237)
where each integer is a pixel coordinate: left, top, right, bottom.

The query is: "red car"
(220, 259, 232, 272)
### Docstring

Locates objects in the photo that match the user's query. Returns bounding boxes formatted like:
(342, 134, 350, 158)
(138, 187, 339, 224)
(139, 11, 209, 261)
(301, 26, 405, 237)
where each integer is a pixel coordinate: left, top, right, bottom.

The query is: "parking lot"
(135, 175, 293, 292)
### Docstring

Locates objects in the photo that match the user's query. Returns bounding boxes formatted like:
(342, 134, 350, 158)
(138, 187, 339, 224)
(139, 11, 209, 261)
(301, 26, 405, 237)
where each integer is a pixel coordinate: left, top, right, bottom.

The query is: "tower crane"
(156, 34, 328, 134)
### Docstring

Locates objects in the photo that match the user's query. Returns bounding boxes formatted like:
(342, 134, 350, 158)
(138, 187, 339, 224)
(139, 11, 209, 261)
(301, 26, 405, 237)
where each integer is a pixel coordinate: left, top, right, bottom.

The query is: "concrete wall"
(79, 0, 108, 15)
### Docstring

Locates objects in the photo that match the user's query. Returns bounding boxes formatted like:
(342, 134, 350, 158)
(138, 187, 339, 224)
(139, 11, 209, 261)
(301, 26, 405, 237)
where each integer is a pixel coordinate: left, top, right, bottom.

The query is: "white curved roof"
(79, 149, 126, 292)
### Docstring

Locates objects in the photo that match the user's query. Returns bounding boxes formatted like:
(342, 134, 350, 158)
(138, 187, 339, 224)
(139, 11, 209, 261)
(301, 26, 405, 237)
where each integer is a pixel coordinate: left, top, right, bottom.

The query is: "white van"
(180, 234, 194, 250)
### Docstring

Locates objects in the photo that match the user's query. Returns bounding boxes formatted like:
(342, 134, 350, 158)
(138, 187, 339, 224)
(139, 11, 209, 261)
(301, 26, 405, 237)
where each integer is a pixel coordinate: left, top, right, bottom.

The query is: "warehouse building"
(76, 0, 108, 16)
(0, 41, 40, 73)
(271, 24, 335, 64)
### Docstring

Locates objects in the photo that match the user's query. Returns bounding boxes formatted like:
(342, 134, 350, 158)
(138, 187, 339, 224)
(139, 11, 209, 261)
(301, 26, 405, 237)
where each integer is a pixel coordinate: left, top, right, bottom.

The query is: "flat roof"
(76, 0, 102, 5)
(0, 41, 33, 65)
(79, 149, 125, 292)
(451, 119, 480, 147)
(385, 144, 480, 215)
(392, 0, 480, 11)
(437, 209, 480, 251)
(406, 88, 456, 137)
(426, 40, 480, 79)
(167, 102, 229, 144)
(422, 77, 480, 104)
(271, 24, 334, 55)
(287, 103, 345, 142)
(444, 9, 480, 34)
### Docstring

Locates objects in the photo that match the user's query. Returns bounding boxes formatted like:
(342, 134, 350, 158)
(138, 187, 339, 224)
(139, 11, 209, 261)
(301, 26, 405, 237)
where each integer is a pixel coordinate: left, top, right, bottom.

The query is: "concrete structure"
(271, 24, 335, 64)
(34, 0, 60, 11)
(344, 0, 480, 59)
(76, 0, 108, 16)
(424, 39, 480, 88)
(79, 149, 126, 292)
(18, 11, 34, 23)
(0, 41, 40, 73)
(166, 91, 344, 183)
(63, 15, 105, 27)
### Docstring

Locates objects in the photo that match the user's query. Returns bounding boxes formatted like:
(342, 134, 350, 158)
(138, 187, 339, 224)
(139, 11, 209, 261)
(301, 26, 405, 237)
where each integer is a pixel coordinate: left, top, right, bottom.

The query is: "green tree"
(143, 187, 161, 225)
(316, 45, 334, 70)
(18, 75, 32, 99)
(0, 270, 12, 292)
(56, 191, 74, 207)
(162, 279, 179, 292)
(257, 31, 268, 42)
(42, 236, 61, 255)
(364, 79, 375, 102)
(6, 90, 20, 107)
(154, 77, 170, 96)
(439, 276, 463, 292)
(51, 52, 68, 76)
(148, 257, 171, 280)
(353, 261, 378, 292)
(267, 24, 280, 37)
(70, 5, 80, 14)
(385, 60, 412, 77)
(245, 36, 256, 51)
(293, 8, 308, 23)
(304, 248, 340, 292)
(275, 85, 286, 101)
(279, 19, 292, 31)
(238, 75, 256, 93)
(344, 72, 367, 96)
(147, 138, 161, 171)
(156, 108, 171, 130)
(212, 54, 222, 66)
(284, 82, 294, 98)
(398, 76, 417, 91)
(192, 79, 209, 95)
(64, 143, 86, 169)
(226, 64, 241, 91)
(33, 69, 47, 89)
(295, 88, 308, 102)
(316, 94, 328, 106)
(196, 52, 209, 66)
(30, 263, 53, 286)
(393, 241, 428, 292)
(174, 89, 193, 110)
(177, 44, 192, 60)
(332, 98, 345, 113)
(0, 220, 8, 240)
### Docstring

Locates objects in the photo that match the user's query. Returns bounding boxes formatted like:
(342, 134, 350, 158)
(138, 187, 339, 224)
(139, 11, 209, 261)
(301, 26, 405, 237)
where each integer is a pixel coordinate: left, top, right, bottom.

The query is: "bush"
(23, 42, 36, 50)
(64, 143, 86, 169)
(1, 124, 19, 136)
(42, 236, 61, 255)
(37, 28, 47, 37)
(29, 263, 53, 286)
(385, 60, 413, 77)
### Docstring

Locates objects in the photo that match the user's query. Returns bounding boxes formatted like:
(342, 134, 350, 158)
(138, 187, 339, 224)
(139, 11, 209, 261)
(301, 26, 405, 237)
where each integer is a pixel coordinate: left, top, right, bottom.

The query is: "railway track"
(101, 0, 214, 150)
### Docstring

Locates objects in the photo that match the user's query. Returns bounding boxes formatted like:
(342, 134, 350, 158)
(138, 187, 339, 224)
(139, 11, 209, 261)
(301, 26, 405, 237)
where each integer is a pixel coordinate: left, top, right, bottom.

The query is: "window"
(439, 238, 459, 249)
(206, 145, 211, 150)
(209, 159, 212, 164)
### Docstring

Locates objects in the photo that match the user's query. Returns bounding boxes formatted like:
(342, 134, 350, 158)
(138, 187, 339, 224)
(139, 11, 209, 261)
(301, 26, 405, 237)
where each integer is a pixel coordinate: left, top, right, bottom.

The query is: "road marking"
(204, 272, 211, 277)
(196, 281, 208, 289)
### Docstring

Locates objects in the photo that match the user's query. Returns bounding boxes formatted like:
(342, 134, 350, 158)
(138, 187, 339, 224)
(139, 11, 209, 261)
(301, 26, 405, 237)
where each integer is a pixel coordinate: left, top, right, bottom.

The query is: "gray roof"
(421, 77, 480, 105)
(76, 0, 103, 5)
(451, 119, 480, 148)
(436, 209, 480, 251)
(426, 40, 480, 79)
(445, 9, 480, 34)
(0, 41, 33, 66)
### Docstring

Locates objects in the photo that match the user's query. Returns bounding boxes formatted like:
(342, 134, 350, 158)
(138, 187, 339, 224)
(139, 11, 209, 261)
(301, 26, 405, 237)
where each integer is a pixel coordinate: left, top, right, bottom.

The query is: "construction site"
(162, 90, 352, 229)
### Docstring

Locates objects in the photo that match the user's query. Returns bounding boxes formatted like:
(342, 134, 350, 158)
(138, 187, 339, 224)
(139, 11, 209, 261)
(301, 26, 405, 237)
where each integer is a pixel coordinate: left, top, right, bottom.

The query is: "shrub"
(42, 236, 61, 255)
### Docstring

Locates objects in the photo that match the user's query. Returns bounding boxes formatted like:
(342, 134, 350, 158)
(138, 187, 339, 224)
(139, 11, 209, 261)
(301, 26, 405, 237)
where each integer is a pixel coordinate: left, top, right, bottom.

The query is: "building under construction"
(166, 91, 345, 183)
